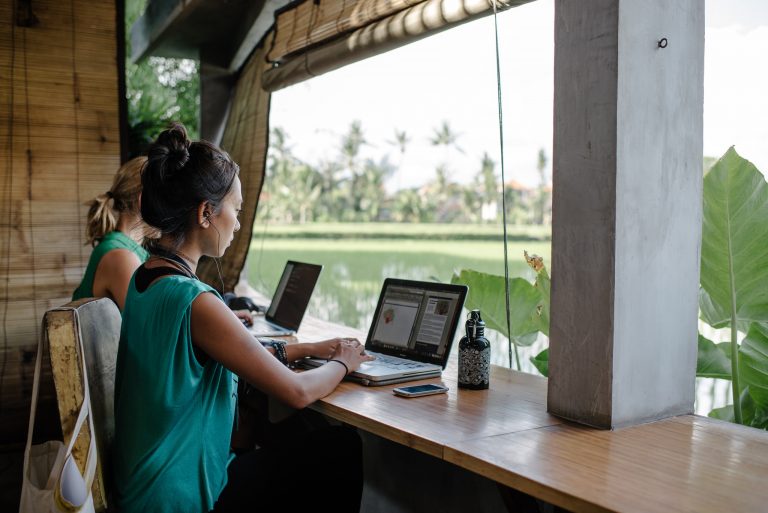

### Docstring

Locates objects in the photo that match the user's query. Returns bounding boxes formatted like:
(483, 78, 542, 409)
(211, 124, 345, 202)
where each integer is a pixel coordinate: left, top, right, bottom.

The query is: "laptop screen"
(266, 261, 323, 330)
(366, 279, 468, 368)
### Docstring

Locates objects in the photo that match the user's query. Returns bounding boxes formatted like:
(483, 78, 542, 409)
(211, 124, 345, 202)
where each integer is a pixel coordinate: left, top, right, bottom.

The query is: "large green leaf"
(697, 335, 732, 379)
(701, 147, 768, 325)
(700, 287, 750, 333)
(709, 386, 754, 423)
(530, 348, 549, 377)
(451, 269, 541, 345)
(512, 332, 539, 347)
(709, 404, 735, 422)
(740, 322, 768, 409)
(708, 387, 768, 430)
(699, 287, 730, 328)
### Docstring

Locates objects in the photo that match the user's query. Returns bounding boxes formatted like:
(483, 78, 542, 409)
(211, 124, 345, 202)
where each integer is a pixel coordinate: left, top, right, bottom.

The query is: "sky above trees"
(270, 0, 768, 191)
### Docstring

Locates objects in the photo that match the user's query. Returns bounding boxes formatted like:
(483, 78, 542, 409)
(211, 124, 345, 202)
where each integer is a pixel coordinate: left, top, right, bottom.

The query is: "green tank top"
(72, 231, 149, 300)
(113, 274, 236, 513)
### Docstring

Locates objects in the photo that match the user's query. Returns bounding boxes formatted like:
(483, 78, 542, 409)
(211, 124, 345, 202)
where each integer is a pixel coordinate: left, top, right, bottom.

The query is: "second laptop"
(248, 260, 322, 337)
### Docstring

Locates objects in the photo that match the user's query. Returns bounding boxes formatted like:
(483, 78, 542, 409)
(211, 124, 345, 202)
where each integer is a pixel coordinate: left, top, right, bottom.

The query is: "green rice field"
(244, 222, 731, 412)
(246, 224, 551, 372)
(246, 224, 551, 332)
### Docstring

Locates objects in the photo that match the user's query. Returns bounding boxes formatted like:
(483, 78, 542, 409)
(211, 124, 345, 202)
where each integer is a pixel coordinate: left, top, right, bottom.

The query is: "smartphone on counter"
(393, 383, 449, 398)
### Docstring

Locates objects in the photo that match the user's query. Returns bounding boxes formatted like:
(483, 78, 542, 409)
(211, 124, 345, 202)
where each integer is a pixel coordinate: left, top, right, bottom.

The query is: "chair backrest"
(44, 297, 121, 513)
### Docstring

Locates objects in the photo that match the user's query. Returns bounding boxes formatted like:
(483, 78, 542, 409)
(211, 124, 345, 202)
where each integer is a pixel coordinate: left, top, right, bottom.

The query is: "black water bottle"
(458, 309, 490, 390)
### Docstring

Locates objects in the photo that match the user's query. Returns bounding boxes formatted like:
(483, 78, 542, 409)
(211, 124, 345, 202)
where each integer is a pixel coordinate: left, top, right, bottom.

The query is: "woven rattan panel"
(197, 40, 271, 292)
(0, 0, 120, 442)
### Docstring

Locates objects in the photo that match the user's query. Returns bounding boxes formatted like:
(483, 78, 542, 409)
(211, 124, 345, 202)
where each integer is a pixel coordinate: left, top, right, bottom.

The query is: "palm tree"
(338, 121, 368, 219)
(387, 129, 410, 192)
(341, 120, 367, 173)
(388, 129, 410, 155)
(429, 120, 463, 153)
(429, 121, 464, 221)
(475, 153, 498, 223)
(534, 148, 549, 225)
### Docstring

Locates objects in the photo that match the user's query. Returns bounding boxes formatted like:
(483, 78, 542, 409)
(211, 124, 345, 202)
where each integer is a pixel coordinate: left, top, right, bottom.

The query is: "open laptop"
(303, 278, 468, 386)
(248, 261, 323, 337)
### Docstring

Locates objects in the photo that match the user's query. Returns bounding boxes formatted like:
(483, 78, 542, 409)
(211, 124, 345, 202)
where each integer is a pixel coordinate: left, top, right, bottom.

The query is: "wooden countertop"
(444, 414, 768, 513)
(273, 307, 768, 512)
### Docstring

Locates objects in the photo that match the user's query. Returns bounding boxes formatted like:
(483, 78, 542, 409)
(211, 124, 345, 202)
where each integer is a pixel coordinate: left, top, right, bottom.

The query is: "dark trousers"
(212, 425, 363, 512)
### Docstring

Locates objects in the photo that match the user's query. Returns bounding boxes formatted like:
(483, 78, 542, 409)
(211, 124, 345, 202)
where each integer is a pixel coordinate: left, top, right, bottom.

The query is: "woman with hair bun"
(72, 157, 151, 310)
(113, 122, 372, 513)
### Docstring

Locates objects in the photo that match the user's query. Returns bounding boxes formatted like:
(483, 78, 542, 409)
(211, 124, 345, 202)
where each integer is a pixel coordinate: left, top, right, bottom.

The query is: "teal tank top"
(113, 274, 236, 513)
(72, 231, 149, 300)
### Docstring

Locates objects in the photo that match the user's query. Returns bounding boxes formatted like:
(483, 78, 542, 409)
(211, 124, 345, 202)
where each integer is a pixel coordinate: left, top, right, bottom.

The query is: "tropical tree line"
(263, 121, 552, 225)
(126, 0, 200, 158)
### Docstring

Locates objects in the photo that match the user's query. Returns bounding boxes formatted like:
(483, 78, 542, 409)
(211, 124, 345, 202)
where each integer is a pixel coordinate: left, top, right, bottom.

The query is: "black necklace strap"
(150, 246, 195, 278)
(135, 264, 190, 293)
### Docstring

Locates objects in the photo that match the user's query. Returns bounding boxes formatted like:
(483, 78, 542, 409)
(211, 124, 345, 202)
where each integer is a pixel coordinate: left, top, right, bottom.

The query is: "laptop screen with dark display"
(265, 261, 323, 331)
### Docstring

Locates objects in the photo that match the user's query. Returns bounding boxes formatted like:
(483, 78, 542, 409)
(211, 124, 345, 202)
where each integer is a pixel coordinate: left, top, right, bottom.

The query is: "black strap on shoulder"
(135, 264, 188, 293)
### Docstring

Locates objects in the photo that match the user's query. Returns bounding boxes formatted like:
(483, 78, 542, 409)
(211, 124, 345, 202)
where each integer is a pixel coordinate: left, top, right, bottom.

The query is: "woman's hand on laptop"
(328, 339, 375, 374)
(309, 337, 365, 360)
(233, 309, 254, 327)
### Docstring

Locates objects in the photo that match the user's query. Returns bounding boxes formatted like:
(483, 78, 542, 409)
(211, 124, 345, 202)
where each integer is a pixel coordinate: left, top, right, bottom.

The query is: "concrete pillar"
(200, 61, 235, 145)
(549, 0, 703, 428)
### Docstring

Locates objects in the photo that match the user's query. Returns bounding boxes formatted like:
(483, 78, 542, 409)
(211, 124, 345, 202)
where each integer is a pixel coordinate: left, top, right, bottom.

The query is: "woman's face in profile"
(209, 176, 242, 257)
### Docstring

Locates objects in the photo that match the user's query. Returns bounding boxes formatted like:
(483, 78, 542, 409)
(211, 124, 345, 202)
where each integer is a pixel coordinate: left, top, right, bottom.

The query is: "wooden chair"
(44, 298, 121, 512)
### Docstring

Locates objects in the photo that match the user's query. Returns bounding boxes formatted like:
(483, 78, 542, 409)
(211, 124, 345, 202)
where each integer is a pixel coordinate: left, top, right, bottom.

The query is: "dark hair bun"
(148, 122, 190, 179)
(141, 121, 239, 246)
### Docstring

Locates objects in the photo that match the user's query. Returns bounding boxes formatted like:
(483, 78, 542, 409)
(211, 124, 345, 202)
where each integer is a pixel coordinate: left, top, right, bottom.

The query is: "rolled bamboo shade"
(263, 0, 532, 91)
(196, 40, 271, 291)
(0, 0, 120, 444)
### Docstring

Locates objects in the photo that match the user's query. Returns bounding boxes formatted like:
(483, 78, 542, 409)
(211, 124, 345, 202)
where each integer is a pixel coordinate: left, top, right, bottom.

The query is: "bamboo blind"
(0, 0, 120, 442)
(197, 39, 271, 292)
(263, 0, 532, 91)
(267, 0, 424, 63)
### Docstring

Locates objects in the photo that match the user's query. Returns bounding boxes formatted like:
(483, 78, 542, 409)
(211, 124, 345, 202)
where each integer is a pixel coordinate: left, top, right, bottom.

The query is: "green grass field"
(247, 223, 551, 333)
(243, 223, 735, 411)
(252, 222, 552, 241)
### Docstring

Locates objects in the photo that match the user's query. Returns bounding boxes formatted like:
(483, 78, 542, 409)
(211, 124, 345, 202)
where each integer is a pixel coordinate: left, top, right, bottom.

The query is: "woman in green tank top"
(72, 157, 151, 309)
(114, 123, 373, 513)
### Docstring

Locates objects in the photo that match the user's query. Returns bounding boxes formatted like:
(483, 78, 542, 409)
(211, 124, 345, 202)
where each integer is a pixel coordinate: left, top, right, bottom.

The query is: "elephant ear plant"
(451, 252, 550, 372)
(453, 147, 768, 430)
(699, 147, 768, 428)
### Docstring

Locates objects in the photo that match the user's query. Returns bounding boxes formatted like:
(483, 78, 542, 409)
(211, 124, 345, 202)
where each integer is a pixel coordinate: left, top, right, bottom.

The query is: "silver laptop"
(248, 261, 322, 337)
(303, 279, 468, 386)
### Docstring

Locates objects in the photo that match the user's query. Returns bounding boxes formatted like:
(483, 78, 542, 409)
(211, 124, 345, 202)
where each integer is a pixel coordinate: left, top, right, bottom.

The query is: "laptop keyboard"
(366, 351, 431, 370)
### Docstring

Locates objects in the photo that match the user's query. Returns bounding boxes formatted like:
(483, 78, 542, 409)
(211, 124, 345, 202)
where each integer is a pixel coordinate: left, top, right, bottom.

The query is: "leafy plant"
(450, 251, 549, 370)
(452, 148, 768, 430)
(125, 0, 199, 157)
(699, 147, 768, 428)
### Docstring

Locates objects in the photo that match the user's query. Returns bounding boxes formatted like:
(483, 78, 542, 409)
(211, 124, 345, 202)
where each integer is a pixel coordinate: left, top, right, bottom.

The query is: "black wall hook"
(658, 38, 668, 49)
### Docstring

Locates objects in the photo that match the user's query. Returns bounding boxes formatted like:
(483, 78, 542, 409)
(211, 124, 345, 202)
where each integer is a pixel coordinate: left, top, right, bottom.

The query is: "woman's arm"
(92, 249, 143, 310)
(190, 292, 372, 409)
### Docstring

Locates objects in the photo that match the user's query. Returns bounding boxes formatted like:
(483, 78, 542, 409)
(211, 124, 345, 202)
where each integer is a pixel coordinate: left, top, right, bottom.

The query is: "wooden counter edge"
(443, 442, 611, 513)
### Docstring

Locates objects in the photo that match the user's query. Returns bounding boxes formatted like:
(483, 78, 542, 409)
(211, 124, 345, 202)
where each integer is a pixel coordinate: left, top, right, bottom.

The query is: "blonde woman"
(72, 157, 150, 310)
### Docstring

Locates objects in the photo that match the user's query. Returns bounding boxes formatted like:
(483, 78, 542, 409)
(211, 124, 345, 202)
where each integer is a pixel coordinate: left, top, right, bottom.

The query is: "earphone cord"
(207, 218, 226, 293)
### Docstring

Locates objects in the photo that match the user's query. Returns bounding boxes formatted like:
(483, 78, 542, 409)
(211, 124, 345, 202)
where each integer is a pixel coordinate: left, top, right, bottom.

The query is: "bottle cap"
(466, 309, 485, 338)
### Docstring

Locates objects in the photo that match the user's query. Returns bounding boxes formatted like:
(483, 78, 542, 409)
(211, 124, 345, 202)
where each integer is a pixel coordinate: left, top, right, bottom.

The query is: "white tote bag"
(20, 314, 97, 513)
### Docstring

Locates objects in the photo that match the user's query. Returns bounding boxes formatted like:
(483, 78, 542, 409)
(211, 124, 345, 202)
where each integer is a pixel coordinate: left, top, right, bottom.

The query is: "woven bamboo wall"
(0, 0, 120, 443)
(197, 40, 271, 291)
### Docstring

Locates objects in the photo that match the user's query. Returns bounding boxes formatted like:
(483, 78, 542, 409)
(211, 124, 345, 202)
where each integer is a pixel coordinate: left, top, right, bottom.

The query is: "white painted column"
(549, 0, 704, 428)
